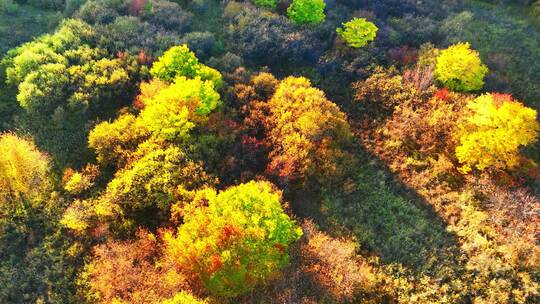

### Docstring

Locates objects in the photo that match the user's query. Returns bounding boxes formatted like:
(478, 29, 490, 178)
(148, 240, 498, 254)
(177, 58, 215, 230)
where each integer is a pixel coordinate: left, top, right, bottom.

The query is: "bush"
(139, 0, 193, 33)
(253, 0, 277, 9)
(0, 133, 51, 215)
(179, 31, 216, 60)
(231, 10, 323, 65)
(27, 0, 64, 10)
(161, 292, 208, 304)
(74, 0, 120, 24)
(0, 0, 18, 14)
(64, 0, 86, 16)
(97, 16, 181, 54)
(81, 230, 189, 304)
(287, 0, 326, 25)
(353, 67, 420, 111)
(337, 18, 378, 48)
(435, 42, 488, 92)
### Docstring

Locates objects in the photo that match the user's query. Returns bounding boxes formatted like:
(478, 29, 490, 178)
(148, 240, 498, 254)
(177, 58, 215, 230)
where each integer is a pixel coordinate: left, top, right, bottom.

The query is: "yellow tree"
(454, 93, 539, 173)
(266, 76, 354, 185)
(435, 42, 488, 92)
(0, 133, 52, 215)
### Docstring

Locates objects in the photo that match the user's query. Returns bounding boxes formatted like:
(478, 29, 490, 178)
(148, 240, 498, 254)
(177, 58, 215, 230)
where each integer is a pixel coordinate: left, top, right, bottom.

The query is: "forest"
(0, 0, 539, 303)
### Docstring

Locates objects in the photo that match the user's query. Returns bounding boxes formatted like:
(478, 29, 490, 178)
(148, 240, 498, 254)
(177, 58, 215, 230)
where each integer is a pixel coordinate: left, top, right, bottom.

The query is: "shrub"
(0, 0, 18, 14)
(74, 0, 121, 24)
(139, 0, 193, 32)
(353, 67, 419, 111)
(253, 0, 277, 9)
(27, 0, 64, 10)
(336, 18, 378, 48)
(454, 93, 539, 173)
(231, 9, 323, 65)
(435, 42, 488, 92)
(179, 31, 215, 60)
(161, 292, 208, 304)
(287, 0, 326, 25)
(301, 221, 378, 302)
(162, 181, 302, 298)
(81, 230, 189, 304)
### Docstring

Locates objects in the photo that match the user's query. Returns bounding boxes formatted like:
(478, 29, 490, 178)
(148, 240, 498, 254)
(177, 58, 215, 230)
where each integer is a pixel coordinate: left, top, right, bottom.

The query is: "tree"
(287, 0, 326, 25)
(266, 76, 354, 185)
(162, 181, 302, 298)
(149, 44, 222, 86)
(0, 134, 79, 303)
(88, 113, 150, 168)
(150, 44, 201, 81)
(101, 146, 216, 219)
(336, 18, 378, 48)
(0, 133, 51, 216)
(454, 93, 539, 173)
(3, 19, 139, 166)
(435, 42, 488, 92)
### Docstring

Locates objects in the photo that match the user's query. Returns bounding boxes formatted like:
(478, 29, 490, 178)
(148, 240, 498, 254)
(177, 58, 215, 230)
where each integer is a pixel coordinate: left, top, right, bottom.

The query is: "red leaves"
(434, 88, 450, 101)
(137, 50, 153, 65)
(129, 0, 149, 15)
(274, 243, 286, 253)
(491, 92, 513, 108)
(208, 255, 223, 274)
(388, 45, 419, 65)
(220, 224, 240, 245)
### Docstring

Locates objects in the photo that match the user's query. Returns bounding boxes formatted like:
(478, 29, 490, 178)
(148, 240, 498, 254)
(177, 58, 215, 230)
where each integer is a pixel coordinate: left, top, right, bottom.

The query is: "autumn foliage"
(435, 42, 488, 92)
(162, 181, 302, 298)
(266, 77, 354, 185)
(455, 93, 539, 173)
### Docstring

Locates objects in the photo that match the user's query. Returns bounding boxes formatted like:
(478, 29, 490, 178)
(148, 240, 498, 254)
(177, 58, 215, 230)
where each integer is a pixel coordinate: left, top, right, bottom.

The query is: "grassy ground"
(0, 4, 61, 56)
(456, 1, 540, 110)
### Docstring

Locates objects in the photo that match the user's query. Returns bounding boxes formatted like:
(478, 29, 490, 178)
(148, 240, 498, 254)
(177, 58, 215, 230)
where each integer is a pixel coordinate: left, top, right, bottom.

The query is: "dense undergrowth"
(0, 0, 539, 303)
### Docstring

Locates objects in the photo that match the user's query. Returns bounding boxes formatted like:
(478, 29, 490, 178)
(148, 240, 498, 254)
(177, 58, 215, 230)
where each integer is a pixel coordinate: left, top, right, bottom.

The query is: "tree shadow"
(296, 144, 466, 276)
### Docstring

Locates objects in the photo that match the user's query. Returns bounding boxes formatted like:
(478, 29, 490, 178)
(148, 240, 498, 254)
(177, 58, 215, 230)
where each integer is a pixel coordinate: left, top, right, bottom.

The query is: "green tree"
(287, 0, 326, 25)
(435, 42, 488, 92)
(101, 146, 216, 216)
(162, 181, 302, 298)
(150, 44, 222, 87)
(3, 19, 138, 166)
(336, 18, 378, 48)
(253, 0, 277, 9)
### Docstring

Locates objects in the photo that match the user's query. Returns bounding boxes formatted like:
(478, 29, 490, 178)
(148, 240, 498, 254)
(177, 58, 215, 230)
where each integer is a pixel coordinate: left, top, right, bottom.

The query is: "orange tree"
(265, 76, 355, 186)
